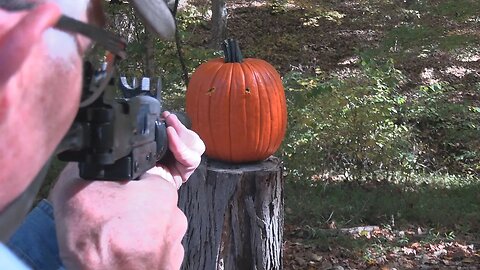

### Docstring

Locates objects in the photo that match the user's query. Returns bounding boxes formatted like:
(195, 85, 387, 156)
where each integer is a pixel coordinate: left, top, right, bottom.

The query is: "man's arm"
(51, 113, 205, 270)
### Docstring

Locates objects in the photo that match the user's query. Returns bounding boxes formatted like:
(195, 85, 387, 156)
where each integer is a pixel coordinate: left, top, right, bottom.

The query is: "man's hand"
(51, 115, 205, 270)
(145, 111, 206, 189)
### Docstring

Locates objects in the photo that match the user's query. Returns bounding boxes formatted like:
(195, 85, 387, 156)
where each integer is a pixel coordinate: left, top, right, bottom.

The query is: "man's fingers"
(167, 126, 197, 166)
(161, 111, 204, 182)
(164, 113, 189, 136)
(0, 3, 61, 83)
(164, 112, 206, 155)
(185, 130, 206, 155)
(143, 166, 182, 190)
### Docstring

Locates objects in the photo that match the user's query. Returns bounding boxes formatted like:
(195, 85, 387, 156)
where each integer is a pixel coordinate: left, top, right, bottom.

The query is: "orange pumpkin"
(186, 39, 287, 163)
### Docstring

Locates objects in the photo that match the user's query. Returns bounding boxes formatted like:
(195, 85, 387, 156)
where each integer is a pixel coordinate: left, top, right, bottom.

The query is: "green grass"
(37, 158, 66, 202)
(434, 0, 480, 22)
(285, 173, 480, 265)
(439, 34, 478, 51)
(379, 25, 479, 55)
(383, 25, 441, 51)
(285, 173, 480, 230)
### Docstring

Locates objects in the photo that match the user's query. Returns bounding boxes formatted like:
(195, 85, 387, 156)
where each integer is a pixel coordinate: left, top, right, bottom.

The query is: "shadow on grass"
(284, 176, 480, 268)
(285, 176, 480, 231)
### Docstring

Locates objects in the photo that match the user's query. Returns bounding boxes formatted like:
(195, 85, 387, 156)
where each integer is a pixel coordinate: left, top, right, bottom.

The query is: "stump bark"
(178, 156, 284, 270)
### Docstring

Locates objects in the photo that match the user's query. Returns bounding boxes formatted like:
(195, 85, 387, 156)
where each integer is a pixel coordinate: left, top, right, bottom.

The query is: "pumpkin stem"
(222, 38, 243, 63)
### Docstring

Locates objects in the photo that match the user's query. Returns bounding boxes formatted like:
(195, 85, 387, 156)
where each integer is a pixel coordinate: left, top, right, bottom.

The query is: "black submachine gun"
(57, 58, 185, 180)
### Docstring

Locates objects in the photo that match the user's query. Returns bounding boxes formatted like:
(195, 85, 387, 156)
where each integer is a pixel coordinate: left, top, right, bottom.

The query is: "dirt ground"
(215, 0, 479, 86)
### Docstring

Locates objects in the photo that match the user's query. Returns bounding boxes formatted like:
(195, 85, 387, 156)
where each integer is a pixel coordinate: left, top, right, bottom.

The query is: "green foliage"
(282, 51, 479, 181)
(434, 0, 480, 22)
(407, 82, 480, 173)
(384, 25, 478, 52)
(285, 173, 480, 229)
(159, 8, 221, 109)
(268, 0, 289, 14)
(283, 56, 413, 181)
(380, 22, 479, 58)
(302, 8, 345, 26)
(383, 25, 439, 52)
(439, 35, 478, 51)
(100, 3, 218, 110)
(175, 4, 211, 31)
(36, 158, 66, 205)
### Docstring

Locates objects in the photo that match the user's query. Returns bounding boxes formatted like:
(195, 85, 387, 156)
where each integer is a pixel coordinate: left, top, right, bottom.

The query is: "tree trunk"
(178, 156, 284, 270)
(144, 29, 155, 77)
(210, 0, 227, 49)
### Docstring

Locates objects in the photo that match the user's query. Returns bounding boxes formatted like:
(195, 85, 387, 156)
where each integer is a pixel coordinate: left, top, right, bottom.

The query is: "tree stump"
(178, 156, 284, 270)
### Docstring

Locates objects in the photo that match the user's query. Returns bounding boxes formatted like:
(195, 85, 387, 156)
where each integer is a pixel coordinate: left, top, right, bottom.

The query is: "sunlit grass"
(285, 173, 480, 230)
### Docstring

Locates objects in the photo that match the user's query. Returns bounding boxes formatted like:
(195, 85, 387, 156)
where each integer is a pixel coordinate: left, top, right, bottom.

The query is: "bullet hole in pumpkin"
(206, 87, 215, 95)
(245, 87, 251, 94)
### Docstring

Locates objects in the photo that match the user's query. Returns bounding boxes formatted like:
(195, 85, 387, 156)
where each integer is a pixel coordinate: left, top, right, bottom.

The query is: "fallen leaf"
(433, 249, 447, 257)
(306, 251, 322, 262)
(295, 256, 307, 266)
(411, 242, 421, 249)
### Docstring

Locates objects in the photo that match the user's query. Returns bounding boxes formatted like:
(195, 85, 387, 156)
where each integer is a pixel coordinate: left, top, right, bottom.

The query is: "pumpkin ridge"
(229, 62, 249, 161)
(255, 61, 277, 157)
(243, 60, 264, 160)
(267, 63, 288, 154)
(187, 59, 224, 159)
(256, 60, 286, 155)
(253, 60, 277, 160)
(203, 61, 225, 159)
(187, 62, 208, 144)
(226, 63, 235, 161)
(268, 61, 286, 154)
(247, 60, 271, 160)
(208, 64, 232, 160)
(239, 61, 260, 161)
(210, 63, 233, 161)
